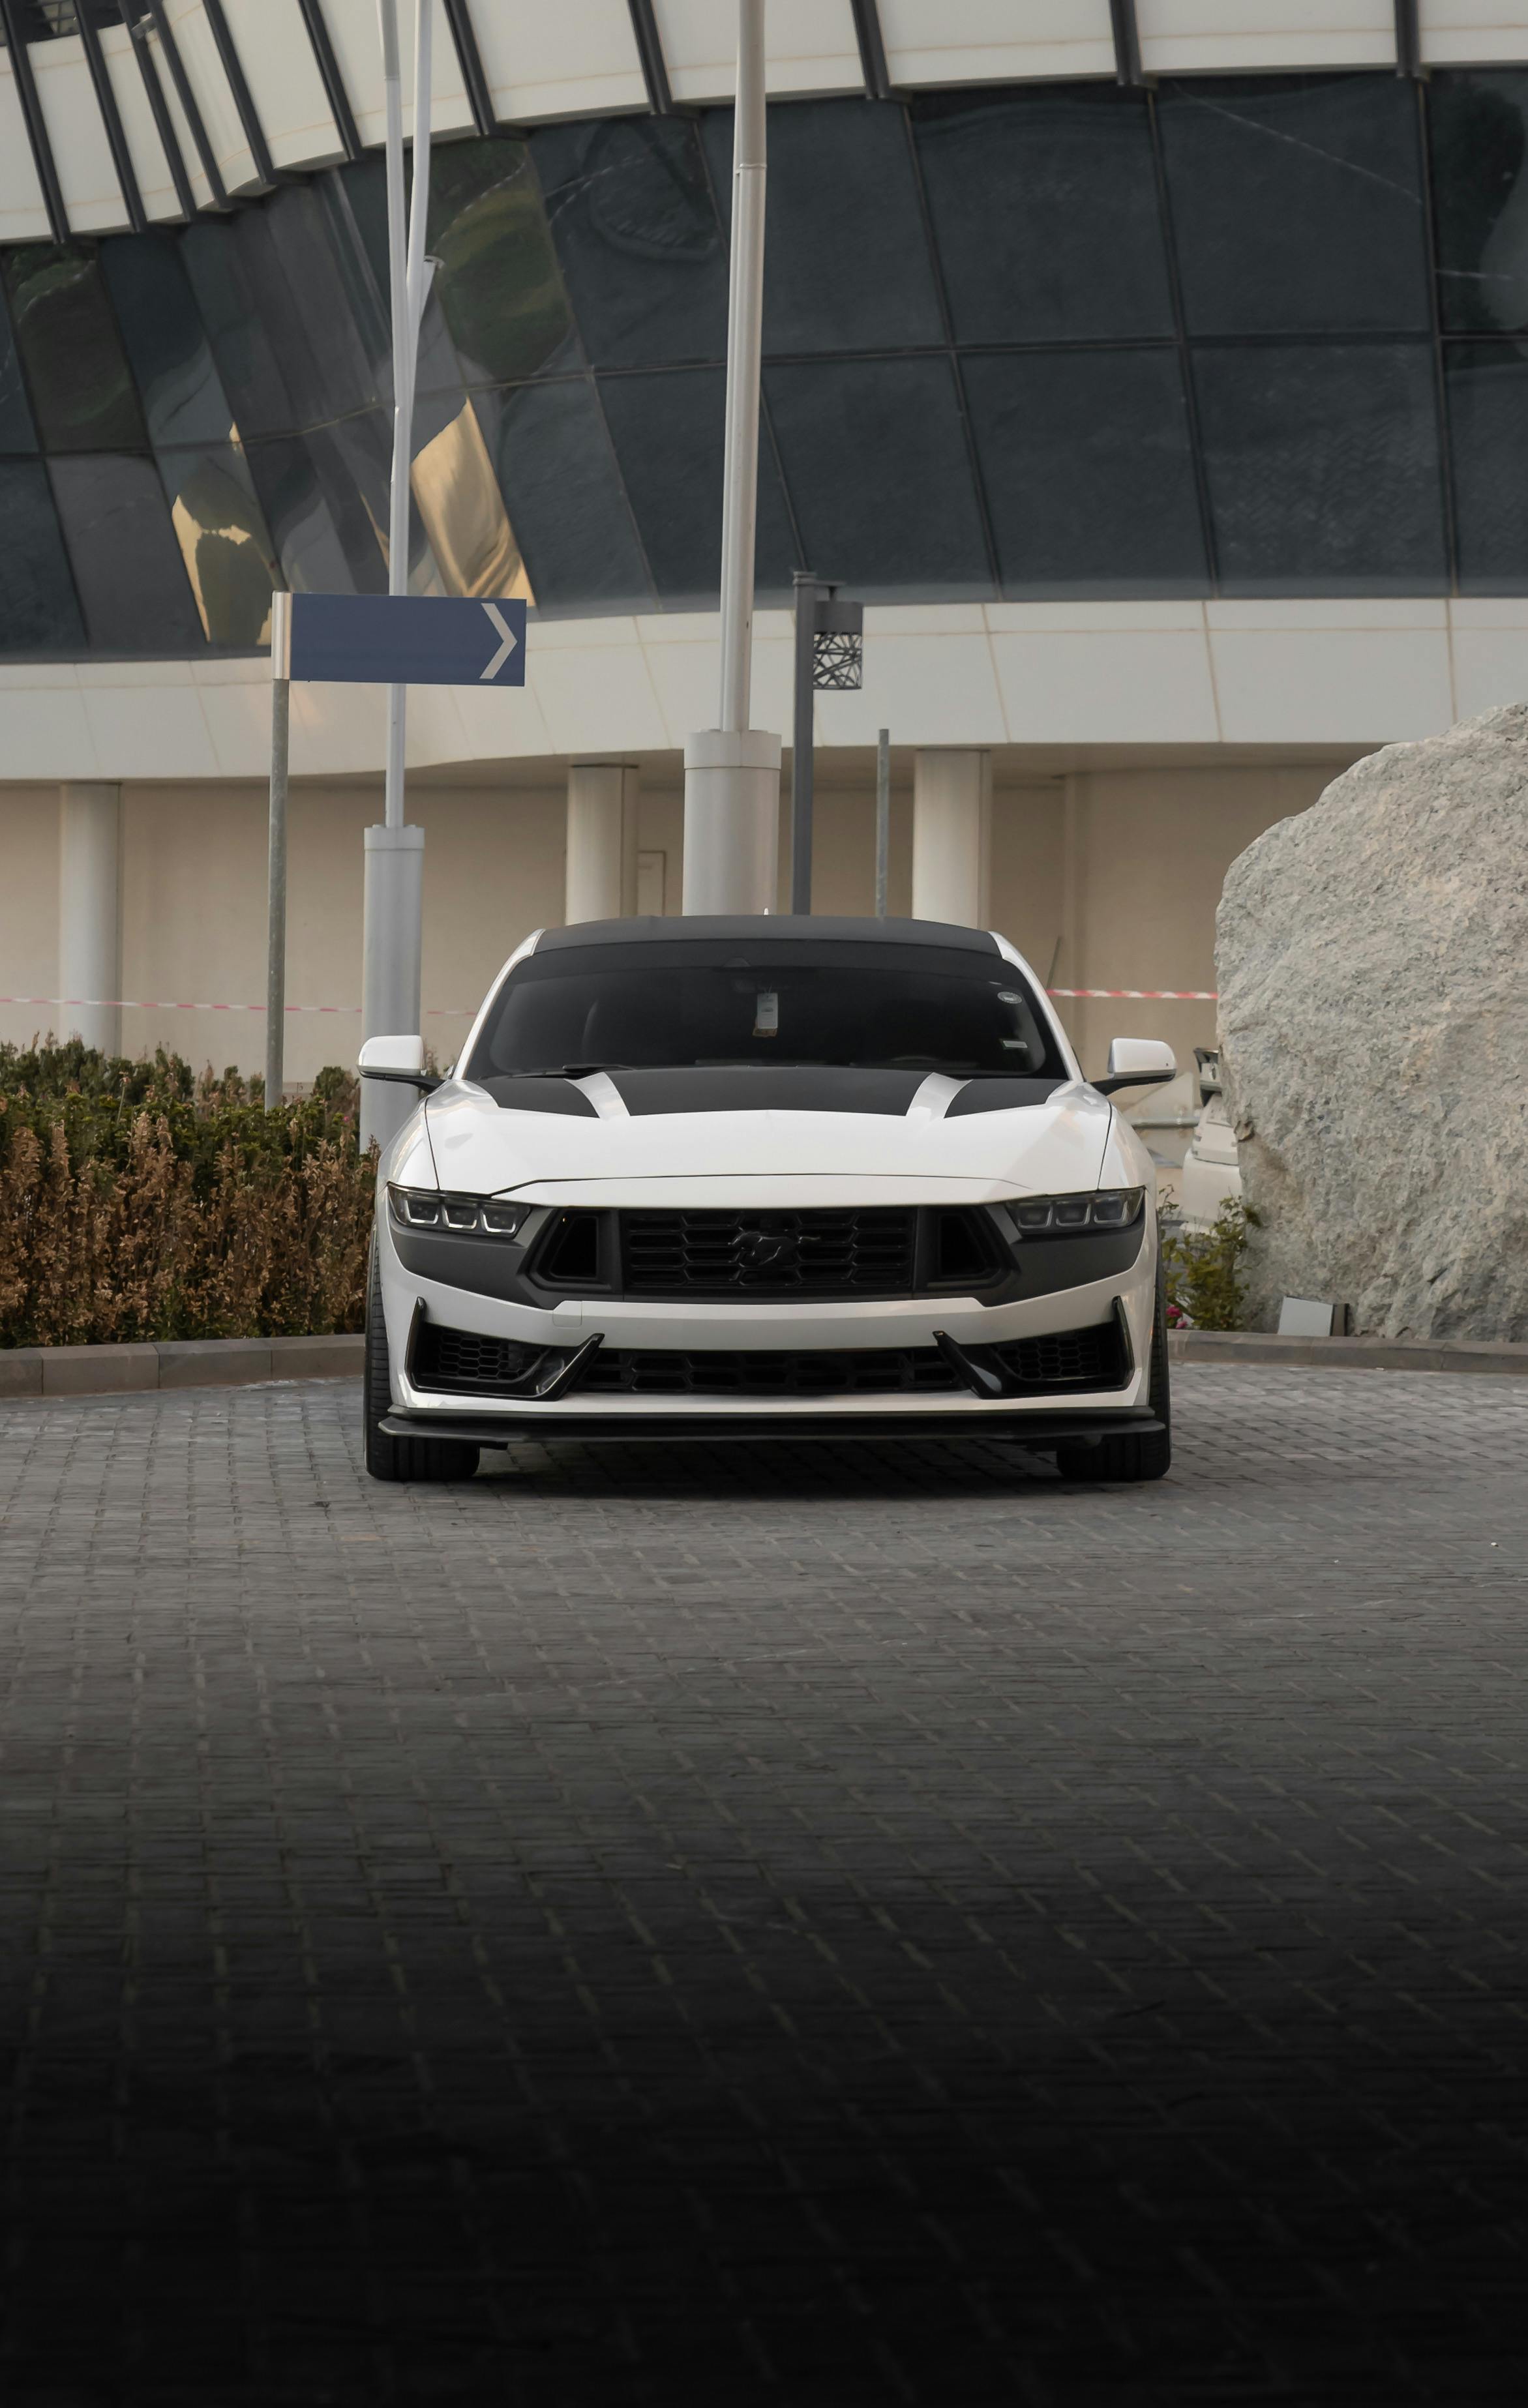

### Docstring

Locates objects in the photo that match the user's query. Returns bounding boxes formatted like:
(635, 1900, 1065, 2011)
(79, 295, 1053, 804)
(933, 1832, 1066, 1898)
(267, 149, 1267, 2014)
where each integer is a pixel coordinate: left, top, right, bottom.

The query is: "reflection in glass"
(157, 445, 277, 644)
(49, 454, 203, 648)
(428, 138, 582, 386)
(530, 116, 727, 370)
(0, 285, 37, 453)
(0, 460, 83, 649)
(704, 99, 943, 357)
(597, 366, 796, 605)
(1160, 75, 1429, 336)
(964, 349, 1206, 595)
(1430, 72, 1528, 335)
(2, 247, 147, 453)
(1444, 343, 1528, 587)
(914, 86, 1171, 344)
(240, 434, 358, 594)
(410, 402, 531, 601)
(764, 357, 991, 601)
(1195, 342, 1446, 591)
(181, 218, 300, 441)
(472, 378, 652, 614)
(98, 234, 235, 447)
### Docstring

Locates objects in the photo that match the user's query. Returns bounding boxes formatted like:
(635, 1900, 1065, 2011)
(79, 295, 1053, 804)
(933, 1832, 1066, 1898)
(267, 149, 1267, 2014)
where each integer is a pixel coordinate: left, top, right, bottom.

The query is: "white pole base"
(361, 822, 425, 1156)
(682, 729, 781, 917)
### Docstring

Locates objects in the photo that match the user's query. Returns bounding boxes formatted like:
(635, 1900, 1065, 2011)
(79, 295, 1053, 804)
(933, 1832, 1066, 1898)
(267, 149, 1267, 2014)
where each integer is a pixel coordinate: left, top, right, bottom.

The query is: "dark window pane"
(49, 454, 203, 648)
(0, 284, 37, 452)
(704, 100, 944, 355)
(963, 349, 1206, 597)
(2, 246, 147, 452)
(913, 85, 1171, 343)
(157, 444, 277, 644)
(1159, 75, 1430, 334)
(98, 233, 235, 448)
(763, 358, 991, 601)
(180, 218, 299, 439)
(1430, 72, 1528, 334)
(244, 409, 394, 595)
(1444, 342, 1528, 588)
(0, 460, 83, 649)
(1195, 342, 1445, 591)
(427, 138, 582, 385)
(530, 117, 727, 368)
(471, 378, 652, 614)
(598, 368, 796, 606)
(181, 194, 383, 441)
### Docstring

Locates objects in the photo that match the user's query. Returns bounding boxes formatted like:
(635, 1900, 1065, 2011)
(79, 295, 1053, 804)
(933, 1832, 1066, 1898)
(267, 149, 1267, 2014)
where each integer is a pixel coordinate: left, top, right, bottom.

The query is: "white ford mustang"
(359, 916, 1176, 1483)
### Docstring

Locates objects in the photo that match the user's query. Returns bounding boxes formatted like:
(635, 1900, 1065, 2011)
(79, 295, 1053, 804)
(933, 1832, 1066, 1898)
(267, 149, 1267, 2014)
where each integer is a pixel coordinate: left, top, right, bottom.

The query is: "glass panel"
(963, 349, 1206, 597)
(1193, 342, 1446, 591)
(0, 460, 83, 649)
(180, 219, 303, 441)
(703, 99, 944, 356)
(1444, 342, 1528, 589)
(471, 378, 652, 614)
(597, 367, 796, 606)
(1, 246, 147, 453)
(49, 454, 203, 649)
(1159, 75, 1430, 336)
(912, 85, 1171, 344)
(762, 357, 991, 601)
(530, 116, 727, 369)
(239, 434, 361, 595)
(157, 444, 277, 644)
(1430, 72, 1528, 336)
(98, 234, 235, 449)
(408, 400, 531, 602)
(427, 138, 582, 386)
(0, 284, 37, 452)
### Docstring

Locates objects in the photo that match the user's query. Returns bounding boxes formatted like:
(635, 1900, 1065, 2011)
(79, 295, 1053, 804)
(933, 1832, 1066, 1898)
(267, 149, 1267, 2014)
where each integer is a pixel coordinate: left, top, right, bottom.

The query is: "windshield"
(462, 940, 1065, 1081)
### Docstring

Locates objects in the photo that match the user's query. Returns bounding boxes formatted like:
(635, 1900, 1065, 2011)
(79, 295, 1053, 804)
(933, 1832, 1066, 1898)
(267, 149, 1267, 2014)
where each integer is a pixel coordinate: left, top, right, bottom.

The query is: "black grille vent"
(622, 1207, 917, 1298)
(991, 1321, 1126, 1393)
(413, 1325, 543, 1394)
(581, 1346, 961, 1398)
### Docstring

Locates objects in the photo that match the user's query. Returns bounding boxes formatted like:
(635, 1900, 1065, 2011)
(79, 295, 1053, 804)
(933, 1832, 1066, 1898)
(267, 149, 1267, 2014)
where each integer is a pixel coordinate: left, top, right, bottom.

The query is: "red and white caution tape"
(1047, 987, 1218, 1002)
(0, 995, 475, 1017)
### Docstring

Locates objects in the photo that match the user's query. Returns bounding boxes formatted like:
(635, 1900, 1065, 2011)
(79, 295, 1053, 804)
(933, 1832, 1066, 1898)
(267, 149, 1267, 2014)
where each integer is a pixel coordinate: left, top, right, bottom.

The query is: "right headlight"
(388, 1185, 530, 1237)
(1008, 1187, 1145, 1235)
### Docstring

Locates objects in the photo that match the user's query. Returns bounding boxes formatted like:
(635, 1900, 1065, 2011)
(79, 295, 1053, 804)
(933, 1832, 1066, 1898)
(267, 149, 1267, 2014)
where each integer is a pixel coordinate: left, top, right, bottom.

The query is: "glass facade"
(3, 70, 1528, 653)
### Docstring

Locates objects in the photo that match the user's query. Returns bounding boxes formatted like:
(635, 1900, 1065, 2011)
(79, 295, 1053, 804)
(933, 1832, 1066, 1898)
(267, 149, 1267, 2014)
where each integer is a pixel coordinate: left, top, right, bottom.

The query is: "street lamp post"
(788, 573, 863, 915)
(682, 0, 780, 915)
(360, 0, 432, 1153)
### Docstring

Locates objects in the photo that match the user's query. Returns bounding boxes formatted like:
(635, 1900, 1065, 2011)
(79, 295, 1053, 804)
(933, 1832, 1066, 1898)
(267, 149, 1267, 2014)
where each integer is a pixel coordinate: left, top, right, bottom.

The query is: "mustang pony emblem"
(735, 1228, 801, 1273)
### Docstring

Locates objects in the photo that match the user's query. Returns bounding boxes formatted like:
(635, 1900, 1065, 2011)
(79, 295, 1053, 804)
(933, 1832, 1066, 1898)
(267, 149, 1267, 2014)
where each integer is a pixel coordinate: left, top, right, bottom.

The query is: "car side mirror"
(359, 1034, 442, 1092)
(1094, 1037, 1176, 1096)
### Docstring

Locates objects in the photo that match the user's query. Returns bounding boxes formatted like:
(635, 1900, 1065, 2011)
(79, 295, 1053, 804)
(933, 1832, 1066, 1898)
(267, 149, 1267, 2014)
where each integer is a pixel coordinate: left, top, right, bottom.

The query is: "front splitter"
(380, 1408, 1163, 1449)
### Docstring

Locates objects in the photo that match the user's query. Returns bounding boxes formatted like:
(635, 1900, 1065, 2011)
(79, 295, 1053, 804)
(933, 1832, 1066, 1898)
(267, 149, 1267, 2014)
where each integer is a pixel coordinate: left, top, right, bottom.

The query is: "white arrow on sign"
(480, 602, 519, 681)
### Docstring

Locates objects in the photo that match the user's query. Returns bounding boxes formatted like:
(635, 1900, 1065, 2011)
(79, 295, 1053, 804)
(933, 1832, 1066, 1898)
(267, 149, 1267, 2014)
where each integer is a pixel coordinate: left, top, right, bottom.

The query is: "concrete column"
(565, 764, 639, 924)
(911, 749, 989, 928)
(58, 783, 122, 1057)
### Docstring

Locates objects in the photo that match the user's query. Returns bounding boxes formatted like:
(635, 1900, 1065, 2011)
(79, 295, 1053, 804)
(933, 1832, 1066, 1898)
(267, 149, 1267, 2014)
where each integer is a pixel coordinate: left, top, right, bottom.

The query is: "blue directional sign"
(276, 592, 527, 687)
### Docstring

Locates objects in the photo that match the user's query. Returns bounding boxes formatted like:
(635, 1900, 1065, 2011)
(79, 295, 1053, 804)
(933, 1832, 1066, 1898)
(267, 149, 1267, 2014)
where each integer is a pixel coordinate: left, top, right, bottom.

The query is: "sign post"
(875, 726, 890, 919)
(788, 574, 863, 915)
(263, 589, 526, 1120)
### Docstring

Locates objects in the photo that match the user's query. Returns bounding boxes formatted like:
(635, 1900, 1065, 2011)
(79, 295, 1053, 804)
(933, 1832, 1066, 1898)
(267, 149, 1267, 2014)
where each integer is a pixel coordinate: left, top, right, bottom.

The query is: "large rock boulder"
(1216, 704, 1528, 1339)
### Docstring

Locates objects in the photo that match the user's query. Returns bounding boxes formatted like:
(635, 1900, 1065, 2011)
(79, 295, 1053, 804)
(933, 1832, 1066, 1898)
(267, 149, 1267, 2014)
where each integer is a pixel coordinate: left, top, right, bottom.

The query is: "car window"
(464, 942, 1062, 1081)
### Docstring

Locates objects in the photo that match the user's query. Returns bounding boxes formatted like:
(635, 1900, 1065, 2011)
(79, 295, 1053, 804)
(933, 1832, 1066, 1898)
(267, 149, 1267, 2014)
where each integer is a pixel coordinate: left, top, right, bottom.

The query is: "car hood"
(423, 1067, 1116, 1204)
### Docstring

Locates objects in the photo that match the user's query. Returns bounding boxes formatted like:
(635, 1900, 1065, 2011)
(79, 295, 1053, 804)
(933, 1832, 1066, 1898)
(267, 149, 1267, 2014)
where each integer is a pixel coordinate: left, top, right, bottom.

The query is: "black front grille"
(410, 1318, 1128, 1403)
(581, 1346, 962, 1397)
(622, 1207, 917, 1298)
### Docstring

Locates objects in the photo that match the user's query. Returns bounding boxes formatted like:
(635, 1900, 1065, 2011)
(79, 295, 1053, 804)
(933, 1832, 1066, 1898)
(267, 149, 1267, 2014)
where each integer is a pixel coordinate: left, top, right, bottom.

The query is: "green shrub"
(0, 1042, 375, 1347)
(1161, 1197, 1260, 1333)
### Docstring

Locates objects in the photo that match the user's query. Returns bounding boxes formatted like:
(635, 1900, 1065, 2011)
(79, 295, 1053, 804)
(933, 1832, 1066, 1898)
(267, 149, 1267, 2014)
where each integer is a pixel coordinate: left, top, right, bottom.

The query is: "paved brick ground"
(1, 1369, 1526, 2406)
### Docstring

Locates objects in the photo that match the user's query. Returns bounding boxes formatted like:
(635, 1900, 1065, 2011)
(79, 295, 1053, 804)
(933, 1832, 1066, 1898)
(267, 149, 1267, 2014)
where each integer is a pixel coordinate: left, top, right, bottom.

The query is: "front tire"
(364, 1241, 479, 1483)
(1053, 1259, 1172, 1485)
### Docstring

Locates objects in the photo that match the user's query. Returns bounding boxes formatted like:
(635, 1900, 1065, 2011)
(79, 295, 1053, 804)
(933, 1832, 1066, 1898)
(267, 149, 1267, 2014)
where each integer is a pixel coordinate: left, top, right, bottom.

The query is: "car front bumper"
(376, 1205, 1159, 1440)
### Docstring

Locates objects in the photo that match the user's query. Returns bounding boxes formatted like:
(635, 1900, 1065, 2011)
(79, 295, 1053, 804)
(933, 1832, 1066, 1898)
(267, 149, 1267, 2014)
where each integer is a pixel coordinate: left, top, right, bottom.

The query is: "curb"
(1169, 1330, 1528, 1376)
(0, 1334, 363, 1399)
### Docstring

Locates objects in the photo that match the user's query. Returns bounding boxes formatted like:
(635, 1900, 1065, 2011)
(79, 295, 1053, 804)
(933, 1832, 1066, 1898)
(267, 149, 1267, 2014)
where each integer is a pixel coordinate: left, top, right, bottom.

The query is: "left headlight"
(1007, 1187, 1145, 1234)
(388, 1185, 530, 1237)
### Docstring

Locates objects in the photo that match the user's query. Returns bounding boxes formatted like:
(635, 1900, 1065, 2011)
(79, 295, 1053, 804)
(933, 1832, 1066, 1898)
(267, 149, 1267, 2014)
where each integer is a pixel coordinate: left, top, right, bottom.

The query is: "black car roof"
(535, 916, 1000, 953)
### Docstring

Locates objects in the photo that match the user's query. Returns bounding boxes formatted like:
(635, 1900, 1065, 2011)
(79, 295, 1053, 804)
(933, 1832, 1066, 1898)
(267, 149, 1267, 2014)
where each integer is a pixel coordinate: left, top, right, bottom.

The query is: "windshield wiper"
(513, 1062, 632, 1078)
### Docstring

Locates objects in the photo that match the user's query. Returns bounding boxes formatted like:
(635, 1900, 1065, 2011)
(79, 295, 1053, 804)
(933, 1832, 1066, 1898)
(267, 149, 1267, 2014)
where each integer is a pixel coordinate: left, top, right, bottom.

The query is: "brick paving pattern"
(1, 1369, 1525, 2405)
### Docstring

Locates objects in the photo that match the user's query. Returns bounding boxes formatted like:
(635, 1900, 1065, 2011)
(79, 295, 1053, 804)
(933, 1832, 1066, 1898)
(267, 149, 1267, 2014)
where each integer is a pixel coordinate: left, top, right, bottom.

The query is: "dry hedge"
(0, 1041, 376, 1347)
